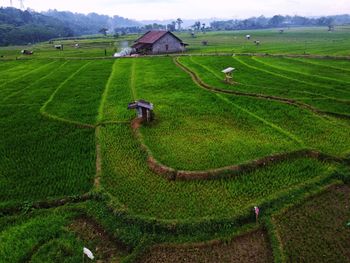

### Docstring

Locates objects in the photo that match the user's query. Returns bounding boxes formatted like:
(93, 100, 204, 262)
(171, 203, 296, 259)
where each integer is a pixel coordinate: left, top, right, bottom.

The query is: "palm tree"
(176, 18, 183, 31)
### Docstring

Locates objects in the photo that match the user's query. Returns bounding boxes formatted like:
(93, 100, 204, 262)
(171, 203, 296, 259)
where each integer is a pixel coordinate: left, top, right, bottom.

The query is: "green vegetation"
(100, 123, 337, 220)
(0, 211, 78, 262)
(178, 55, 350, 116)
(0, 60, 96, 207)
(0, 7, 74, 46)
(1, 26, 350, 59)
(136, 58, 298, 170)
(179, 27, 350, 55)
(42, 59, 114, 125)
(1, 28, 350, 262)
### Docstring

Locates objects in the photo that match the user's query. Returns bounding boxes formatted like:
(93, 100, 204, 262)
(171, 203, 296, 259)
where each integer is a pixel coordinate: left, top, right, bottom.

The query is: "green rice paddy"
(1, 27, 350, 262)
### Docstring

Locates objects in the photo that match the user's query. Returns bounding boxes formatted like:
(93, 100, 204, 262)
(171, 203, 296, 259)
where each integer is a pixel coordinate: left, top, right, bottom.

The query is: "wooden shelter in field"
(128, 100, 154, 122)
(132, 31, 188, 55)
(222, 67, 235, 84)
(54, 44, 63, 50)
(21, 50, 33, 55)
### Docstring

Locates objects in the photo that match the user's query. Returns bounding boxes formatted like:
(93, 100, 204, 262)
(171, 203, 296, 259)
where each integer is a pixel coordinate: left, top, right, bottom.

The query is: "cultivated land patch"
(178, 55, 350, 116)
(140, 229, 273, 263)
(273, 185, 350, 263)
(0, 60, 97, 207)
(69, 217, 130, 262)
(1, 35, 350, 262)
(100, 122, 337, 220)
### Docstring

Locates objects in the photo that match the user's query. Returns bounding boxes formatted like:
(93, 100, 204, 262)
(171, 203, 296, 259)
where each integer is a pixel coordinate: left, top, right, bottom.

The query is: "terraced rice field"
(1, 50, 349, 262)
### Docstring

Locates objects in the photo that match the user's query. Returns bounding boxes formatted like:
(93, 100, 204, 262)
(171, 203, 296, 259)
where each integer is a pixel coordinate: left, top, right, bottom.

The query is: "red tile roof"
(135, 30, 185, 45)
(136, 31, 168, 44)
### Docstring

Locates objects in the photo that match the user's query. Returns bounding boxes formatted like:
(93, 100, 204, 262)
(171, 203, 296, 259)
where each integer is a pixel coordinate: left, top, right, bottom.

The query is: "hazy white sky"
(3, 0, 350, 20)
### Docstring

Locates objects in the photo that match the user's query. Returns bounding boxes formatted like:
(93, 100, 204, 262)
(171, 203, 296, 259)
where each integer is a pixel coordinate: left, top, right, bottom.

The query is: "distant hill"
(42, 10, 141, 35)
(0, 7, 141, 46)
(0, 7, 73, 46)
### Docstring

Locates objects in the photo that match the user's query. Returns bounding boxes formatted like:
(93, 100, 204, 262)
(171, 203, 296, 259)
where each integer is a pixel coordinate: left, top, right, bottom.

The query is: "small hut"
(54, 44, 63, 50)
(222, 67, 235, 84)
(21, 50, 33, 55)
(128, 100, 154, 122)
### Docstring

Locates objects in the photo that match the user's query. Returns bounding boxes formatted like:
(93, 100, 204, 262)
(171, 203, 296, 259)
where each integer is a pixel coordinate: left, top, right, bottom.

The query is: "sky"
(3, 0, 350, 20)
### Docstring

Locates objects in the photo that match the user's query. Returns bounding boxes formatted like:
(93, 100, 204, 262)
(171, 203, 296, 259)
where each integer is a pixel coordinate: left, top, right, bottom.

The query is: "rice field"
(1, 28, 350, 262)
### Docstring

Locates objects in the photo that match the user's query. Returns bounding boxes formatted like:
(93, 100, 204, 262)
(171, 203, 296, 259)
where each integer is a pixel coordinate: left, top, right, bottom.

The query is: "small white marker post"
(83, 247, 94, 262)
(254, 206, 260, 224)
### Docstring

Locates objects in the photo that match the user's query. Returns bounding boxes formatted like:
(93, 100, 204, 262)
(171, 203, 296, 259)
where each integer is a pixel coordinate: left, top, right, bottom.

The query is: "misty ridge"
(0, 6, 350, 46)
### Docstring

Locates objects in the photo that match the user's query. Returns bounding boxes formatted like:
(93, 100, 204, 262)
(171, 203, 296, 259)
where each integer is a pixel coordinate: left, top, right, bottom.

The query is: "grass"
(178, 55, 350, 116)
(178, 26, 350, 55)
(0, 209, 80, 262)
(98, 59, 135, 123)
(0, 202, 137, 263)
(133, 57, 301, 170)
(0, 60, 96, 207)
(100, 123, 337, 220)
(42, 59, 114, 125)
(1, 28, 350, 262)
(1, 26, 350, 59)
(0, 105, 95, 206)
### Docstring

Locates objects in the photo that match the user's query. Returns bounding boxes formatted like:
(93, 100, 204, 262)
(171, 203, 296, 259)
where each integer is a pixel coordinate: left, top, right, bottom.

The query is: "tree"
(167, 22, 176, 32)
(176, 18, 183, 31)
(99, 27, 108, 36)
(269, 15, 285, 27)
(192, 21, 201, 31)
(144, 23, 166, 30)
(201, 23, 206, 33)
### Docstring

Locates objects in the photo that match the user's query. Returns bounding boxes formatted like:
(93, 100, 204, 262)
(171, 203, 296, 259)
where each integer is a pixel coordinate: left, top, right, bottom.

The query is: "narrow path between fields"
(97, 60, 118, 123)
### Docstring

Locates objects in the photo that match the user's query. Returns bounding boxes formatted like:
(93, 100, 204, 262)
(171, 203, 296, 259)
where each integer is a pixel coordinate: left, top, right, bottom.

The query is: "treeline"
(0, 7, 73, 46)
(43, 10, 140, 36)
(0, 7, 140, 46)
(210, 14, 350, 30)
(113, 19, 183, 35)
